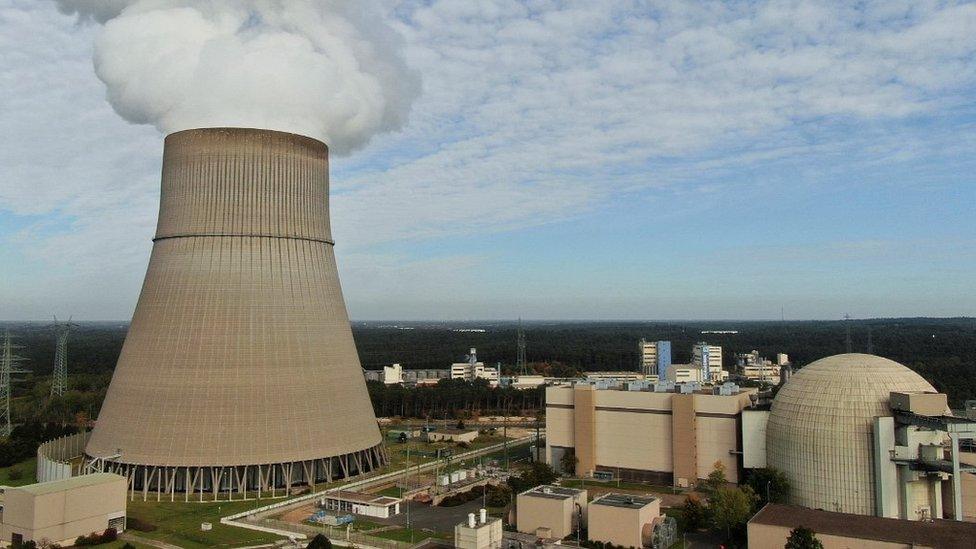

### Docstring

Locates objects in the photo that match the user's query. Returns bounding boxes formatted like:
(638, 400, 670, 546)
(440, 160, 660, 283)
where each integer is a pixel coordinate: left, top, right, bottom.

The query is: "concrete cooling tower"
(85, 128, 386, 500)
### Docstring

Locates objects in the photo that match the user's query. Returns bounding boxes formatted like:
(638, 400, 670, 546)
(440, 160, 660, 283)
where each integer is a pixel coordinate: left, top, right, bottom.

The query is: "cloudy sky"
(2, 0, 975, 321)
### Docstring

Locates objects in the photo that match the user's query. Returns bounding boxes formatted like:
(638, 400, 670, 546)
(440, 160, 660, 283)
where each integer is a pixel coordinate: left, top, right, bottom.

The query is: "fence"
(36, 431, 90, 482)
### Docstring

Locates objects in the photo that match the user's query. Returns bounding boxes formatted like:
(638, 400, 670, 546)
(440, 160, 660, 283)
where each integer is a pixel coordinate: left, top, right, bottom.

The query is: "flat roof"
(11, 473, 124, 496)
(437, 428, 478, 434)
(324, 490, 401, 506)
(750, 504, 976, 548)
(522, 485, 584, 500)
(592, 493, 658, 509)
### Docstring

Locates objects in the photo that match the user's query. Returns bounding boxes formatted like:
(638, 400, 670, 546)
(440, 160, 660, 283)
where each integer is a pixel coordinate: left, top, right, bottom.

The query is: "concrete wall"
(747, 522, 915, 549)
(545, 386, 753, 484)
(587, 500, 661, 548)
(1, 475, 126, 545)
(742, 410, 768, 469)
(517, 495, 574, 539)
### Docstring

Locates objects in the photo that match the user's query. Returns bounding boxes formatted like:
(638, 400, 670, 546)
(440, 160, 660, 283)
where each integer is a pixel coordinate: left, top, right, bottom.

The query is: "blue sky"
(1, 1, 975, 320)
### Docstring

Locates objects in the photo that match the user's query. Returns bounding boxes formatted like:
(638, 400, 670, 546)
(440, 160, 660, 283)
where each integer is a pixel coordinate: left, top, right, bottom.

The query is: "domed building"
(766, 353, 939, 515)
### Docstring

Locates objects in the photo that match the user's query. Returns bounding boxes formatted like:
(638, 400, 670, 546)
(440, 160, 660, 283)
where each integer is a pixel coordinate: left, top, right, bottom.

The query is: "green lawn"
(561, 478, 681, 495)
(126, 499, 284, 549)
(0, 458, 36, 487)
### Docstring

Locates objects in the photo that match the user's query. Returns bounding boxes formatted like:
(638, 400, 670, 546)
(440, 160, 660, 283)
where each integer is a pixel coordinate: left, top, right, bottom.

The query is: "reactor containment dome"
(85, 128, 385, 499)
(766, 353, 937, 515)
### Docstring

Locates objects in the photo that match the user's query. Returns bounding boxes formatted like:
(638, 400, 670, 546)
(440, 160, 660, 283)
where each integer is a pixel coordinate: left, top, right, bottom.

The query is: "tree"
(507, 462, 558, 493)
(744, 467, 790, 508)
(709, 486, 757, 542)
(559, 449, 577, 476)
(785, 526, 823, 549)
(700, 460, 727, 495)
(682, 494, 706, 531)
(306, 534, 333, 549)
(457, 418, 466, 429)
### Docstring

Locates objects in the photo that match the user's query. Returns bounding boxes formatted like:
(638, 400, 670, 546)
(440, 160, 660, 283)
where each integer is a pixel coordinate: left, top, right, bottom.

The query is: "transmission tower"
(844, 314, 853, 354)
(516, 318, 527, 375)
(51, 317, 76, 397)
(1, 331, 29, 438)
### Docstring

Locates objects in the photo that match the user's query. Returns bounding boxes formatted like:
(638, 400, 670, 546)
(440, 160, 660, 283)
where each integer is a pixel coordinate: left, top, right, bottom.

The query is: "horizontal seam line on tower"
(152, 233, 335, 245)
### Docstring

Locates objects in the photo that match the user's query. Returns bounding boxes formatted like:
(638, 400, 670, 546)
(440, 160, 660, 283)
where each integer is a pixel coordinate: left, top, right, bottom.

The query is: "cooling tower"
(85, 128, 385, 499)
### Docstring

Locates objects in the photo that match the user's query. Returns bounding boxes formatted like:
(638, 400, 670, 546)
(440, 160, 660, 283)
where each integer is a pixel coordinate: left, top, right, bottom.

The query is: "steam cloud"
(55, 0, 420, 154)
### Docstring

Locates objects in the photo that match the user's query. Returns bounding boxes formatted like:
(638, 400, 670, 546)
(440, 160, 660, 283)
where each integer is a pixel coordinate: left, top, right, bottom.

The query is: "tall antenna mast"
(51, 316, 76, 397)
(1, 331, 29, 438)
(516, 318, 527, 375)
(844, 314, 853, 354)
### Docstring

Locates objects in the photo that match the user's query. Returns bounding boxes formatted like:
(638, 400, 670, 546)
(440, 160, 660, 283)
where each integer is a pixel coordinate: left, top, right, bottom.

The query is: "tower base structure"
(84, 444, 388, 501)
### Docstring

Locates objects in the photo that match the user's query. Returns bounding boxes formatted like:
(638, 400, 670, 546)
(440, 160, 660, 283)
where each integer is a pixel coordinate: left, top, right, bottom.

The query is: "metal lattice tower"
(51, 317, 75, 397)
(844, 314, 853, 353)
(1, 331, 29, 438)
(516, 318, 527, 375)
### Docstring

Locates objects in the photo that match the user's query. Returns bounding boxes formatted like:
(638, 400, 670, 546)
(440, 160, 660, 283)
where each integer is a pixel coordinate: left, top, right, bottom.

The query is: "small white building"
(455, 509, 502, 549)
(382, 363, 403, 384)
(319, 491, 402, 519)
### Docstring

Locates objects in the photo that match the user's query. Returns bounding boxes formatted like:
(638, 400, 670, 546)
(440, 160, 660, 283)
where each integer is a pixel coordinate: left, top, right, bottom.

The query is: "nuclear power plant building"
(83, 128, 385, 498)
(548, 353, 976, 521)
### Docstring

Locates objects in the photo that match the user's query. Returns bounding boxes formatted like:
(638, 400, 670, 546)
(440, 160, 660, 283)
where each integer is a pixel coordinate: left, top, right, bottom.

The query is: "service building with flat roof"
(748, 503, 976, 548)
(0, 473, 126, 547)
(516, 485, 586, 540)
(587, 493, 662, 549)
(546, 383, 756, 486)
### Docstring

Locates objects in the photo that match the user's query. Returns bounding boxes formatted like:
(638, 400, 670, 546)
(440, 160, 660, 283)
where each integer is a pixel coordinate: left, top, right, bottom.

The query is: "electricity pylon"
(1, 331, 29, 438)
(51, 317, 76, 397)
(516, 318, 527, 375)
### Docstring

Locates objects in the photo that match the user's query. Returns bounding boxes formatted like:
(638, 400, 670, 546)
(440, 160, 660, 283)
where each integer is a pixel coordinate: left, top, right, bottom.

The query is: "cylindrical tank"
(84, 128, 384, 494)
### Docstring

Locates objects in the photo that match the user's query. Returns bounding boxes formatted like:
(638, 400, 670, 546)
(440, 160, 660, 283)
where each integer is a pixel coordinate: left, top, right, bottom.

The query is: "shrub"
(6, 466, 24, 480)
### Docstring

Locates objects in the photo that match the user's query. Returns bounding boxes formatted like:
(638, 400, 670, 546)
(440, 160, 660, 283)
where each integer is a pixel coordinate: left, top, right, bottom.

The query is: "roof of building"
(11, 473, 125, 496)
(749, 504, 976, 548)
(591, 493, 658, 509)
(324, 490, 401, 506)
(521, 485, 585, 500)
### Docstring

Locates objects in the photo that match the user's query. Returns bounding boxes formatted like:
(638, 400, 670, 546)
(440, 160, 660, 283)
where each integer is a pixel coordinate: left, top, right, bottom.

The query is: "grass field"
(126, 499, 283, 549)
(561, 477, 682, 495)
(0, 458, 36, 487)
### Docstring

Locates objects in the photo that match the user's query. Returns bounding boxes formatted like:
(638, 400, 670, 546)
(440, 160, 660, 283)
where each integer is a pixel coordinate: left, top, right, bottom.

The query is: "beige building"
(0, 473, 126, 546)
(455, 509, 502, 549)
(516, 485, 586, 540)
(451, 349, 499, 384)
(692, 343, 725, 382)
(425, 428, 479, 443)
(748, 503, 976, 549)
(587, 493, 662, 548)
(546, 383, 755, 485)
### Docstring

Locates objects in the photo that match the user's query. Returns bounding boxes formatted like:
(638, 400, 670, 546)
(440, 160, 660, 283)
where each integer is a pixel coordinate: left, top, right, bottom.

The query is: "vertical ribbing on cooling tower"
(86, 128, 382, 467)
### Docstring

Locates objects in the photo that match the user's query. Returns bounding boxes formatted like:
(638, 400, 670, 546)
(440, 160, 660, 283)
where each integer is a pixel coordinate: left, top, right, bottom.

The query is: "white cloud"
(2, 0, 976, 318)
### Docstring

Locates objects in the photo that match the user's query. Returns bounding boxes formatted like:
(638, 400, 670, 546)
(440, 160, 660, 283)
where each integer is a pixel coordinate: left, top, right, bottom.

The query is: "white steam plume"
(54, 0, 420, 154)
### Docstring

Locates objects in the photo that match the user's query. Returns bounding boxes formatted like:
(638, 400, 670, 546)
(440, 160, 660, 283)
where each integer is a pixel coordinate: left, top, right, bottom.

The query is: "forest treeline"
(2, 317, 975, 417)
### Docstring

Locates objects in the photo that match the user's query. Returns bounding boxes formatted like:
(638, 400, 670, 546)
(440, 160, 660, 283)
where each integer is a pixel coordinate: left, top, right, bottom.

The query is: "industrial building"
(748, 503, 976, 549)
(587, 493, 666, 548)
(318, 491, 402, 519)
(425, 428, 479, 443)
(0, 473, 126, 546)
(364, 363, 404, 385)
(450, 348, 499, 384)
(516, 485, 587, 540)
(454, 508, 502, 549)
(736, 350, 783, 384)
(83, 128, 385, 498)
(692, 342, 725, 382)
(546, 382, 756, 485)
(747, 353, 976, 521)
(638, 339, 671, 377)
